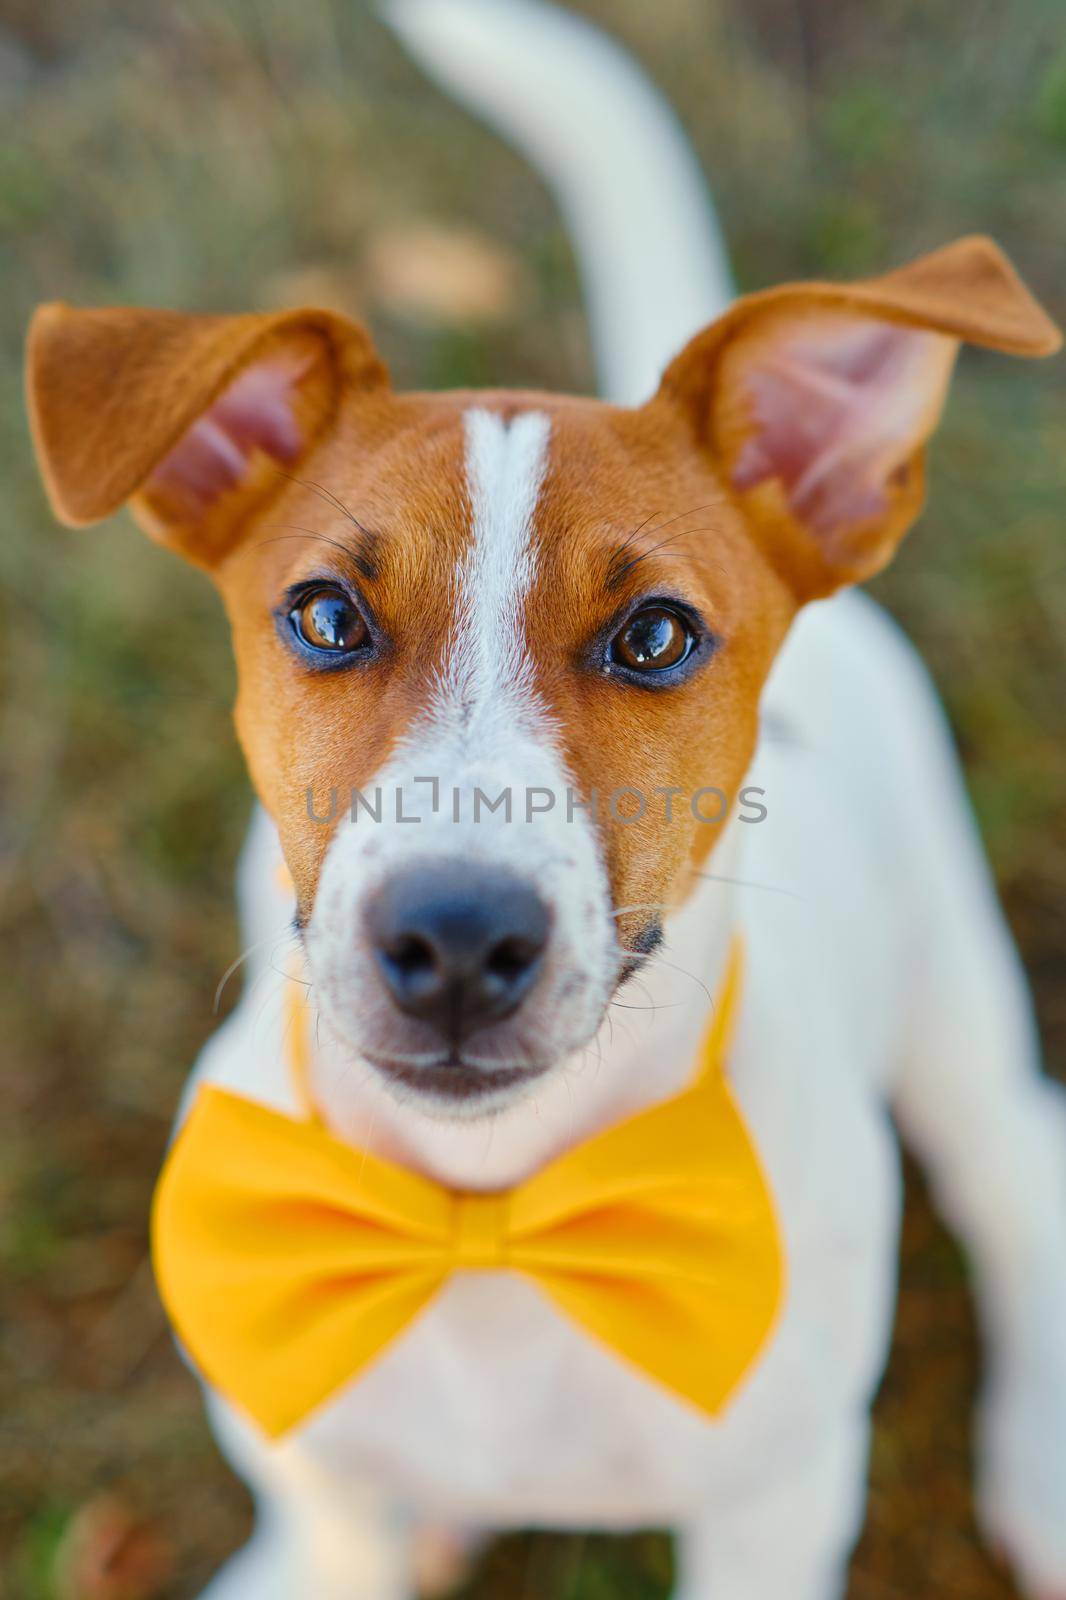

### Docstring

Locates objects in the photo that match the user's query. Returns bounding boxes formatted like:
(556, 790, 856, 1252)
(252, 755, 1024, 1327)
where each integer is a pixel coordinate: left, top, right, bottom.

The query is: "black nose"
(366, 863, 551, 1045)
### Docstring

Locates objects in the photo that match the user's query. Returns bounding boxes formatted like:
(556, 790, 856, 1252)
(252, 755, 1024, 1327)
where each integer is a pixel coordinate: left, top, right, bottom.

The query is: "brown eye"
(610, 606, 694, 673)
(290, 587, 369, 654)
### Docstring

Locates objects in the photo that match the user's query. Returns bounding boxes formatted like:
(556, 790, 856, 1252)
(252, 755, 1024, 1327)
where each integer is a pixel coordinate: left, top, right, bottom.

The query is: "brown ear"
(657, 236, 1061, 597)
(26, 302, 388, 566)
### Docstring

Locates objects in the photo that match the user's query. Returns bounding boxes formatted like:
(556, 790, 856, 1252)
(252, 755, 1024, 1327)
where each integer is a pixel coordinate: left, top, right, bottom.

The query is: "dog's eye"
(610, 606, 694, 673)
(290, 587, 369, 654)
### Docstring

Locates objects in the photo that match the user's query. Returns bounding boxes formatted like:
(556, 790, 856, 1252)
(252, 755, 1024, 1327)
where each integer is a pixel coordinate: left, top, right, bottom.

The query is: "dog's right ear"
(26, 303, 389, 567)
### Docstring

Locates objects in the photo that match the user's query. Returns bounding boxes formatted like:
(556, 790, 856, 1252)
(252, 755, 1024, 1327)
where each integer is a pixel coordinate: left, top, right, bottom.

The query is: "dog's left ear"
(26, 303, 388, 567)
(657, 236, 1061, 598)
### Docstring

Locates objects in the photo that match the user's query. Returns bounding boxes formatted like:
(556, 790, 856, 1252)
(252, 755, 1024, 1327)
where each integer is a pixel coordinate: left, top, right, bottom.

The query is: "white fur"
(176, 3, 1066, 1596)
(449, 407, 549, 717)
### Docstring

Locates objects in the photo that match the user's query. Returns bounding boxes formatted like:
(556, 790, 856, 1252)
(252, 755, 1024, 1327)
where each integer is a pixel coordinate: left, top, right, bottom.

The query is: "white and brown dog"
(26, 1, 1066, 1596)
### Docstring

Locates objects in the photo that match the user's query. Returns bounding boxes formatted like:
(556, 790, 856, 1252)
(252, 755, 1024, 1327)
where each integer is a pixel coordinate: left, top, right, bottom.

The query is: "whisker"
(581, 1029, 606, 1085)
(610, 532, 694, 585)
(644, 503, 720, 537)
(269, 948, 309, 989)
(606, 513, 660, 585)
(624, 973, 656, 1009)
(645, 952, 713, 1005)
(610, 902, 681, 919)
(607, 504, 723, 589)
(276, 469, 378, 541)
(614, 512, 660, 556)
(560, 1066, 576, 1148)
(214, 926, 299, 1013)
(609, 999, 687, 1012)
(690, 869, 804, 901)
(258, 525, 366, 562)
(355, 1096, 381, 1186)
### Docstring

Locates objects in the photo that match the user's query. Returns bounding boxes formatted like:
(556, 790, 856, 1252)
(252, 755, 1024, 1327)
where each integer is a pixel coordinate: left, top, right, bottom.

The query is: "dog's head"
(27, 239, 1058, 1110)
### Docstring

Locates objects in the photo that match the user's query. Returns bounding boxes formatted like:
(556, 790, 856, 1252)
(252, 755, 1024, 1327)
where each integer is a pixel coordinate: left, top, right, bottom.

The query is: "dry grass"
(2, 1, 1065, 1595)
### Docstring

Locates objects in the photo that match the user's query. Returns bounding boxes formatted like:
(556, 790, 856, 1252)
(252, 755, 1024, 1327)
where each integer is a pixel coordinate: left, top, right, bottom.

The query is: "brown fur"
(25, 239, 1060, 930)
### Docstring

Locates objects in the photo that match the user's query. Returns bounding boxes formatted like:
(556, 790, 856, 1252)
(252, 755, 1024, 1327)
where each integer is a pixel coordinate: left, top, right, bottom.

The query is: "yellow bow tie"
(151, 938, 783, 1440)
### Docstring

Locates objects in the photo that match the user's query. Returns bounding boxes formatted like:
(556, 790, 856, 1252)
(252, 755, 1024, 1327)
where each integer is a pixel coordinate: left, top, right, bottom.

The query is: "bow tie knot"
(452, 1191, 509, 1267)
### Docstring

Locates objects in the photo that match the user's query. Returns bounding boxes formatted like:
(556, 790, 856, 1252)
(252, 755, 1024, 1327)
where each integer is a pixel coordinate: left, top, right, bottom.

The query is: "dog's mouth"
(363, 1050, 551, 1104)
(328, 926, 663, 1110)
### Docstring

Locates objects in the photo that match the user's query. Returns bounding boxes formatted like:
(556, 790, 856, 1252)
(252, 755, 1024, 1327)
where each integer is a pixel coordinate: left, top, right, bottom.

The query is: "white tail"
(381, 0, 735, 406)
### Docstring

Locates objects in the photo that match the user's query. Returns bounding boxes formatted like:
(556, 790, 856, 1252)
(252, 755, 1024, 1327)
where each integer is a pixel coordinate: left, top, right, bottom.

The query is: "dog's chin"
(362, 1050, 556, 1118)
(313, 959, 633, 1120)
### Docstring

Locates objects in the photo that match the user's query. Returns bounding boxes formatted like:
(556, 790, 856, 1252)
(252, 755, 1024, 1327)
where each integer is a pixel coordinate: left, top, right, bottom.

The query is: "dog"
(25, 1, 1066, 1596)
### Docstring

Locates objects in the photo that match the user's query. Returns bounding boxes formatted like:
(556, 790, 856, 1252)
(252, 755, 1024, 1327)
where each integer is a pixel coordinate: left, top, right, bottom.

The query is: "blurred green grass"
(1, 1, 1064, 1596)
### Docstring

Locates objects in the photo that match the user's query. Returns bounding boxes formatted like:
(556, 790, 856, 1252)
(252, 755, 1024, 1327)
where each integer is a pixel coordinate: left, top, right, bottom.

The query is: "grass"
(1, 1, 1064, 1595)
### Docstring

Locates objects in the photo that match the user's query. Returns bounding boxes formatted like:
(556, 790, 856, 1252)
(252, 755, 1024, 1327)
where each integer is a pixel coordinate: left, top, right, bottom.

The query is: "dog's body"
(27, 2, 1066, 1596)
(195, 590, 1066, 1600)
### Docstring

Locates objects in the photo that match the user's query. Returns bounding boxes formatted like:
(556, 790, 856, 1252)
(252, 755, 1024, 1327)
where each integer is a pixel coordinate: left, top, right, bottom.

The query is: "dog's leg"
(197, 1506, 481, 1600)
(884, 648, 1066, 1597)
(674, 1413, 870, 1600)
(410, 1522, 486, 1597)
(195, 1484, 413, 1600)
(196, 1397, 414, 1600)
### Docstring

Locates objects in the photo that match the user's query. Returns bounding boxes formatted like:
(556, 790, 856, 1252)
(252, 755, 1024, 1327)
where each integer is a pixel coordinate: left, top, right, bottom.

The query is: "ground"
(2, 1, 1065, 1596)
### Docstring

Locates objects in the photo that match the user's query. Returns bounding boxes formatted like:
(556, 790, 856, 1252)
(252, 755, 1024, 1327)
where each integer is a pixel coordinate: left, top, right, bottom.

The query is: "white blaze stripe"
(307, 400, 618, 1102)
(446, 408, 551, 727)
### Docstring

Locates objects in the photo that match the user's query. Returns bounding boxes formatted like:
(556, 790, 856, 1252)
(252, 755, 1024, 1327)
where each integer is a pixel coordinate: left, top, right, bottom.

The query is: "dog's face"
(224, 388, 794, 1105)
(28, 239, 1057, 1109)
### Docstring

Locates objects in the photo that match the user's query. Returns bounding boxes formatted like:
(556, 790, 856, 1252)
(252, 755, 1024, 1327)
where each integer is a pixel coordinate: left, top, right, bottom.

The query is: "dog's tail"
(381, 0, 735, 406)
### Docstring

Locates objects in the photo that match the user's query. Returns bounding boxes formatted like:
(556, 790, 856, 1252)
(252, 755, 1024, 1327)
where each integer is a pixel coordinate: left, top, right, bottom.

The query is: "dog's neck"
(306, 827, 742, 1193)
